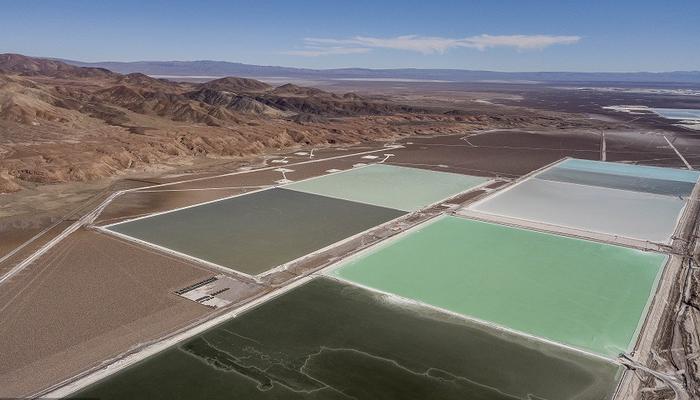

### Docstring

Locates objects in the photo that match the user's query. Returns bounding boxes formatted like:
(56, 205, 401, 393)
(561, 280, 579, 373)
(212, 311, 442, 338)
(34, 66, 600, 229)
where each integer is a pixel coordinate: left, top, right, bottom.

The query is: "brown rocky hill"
(0, 53, 114, 79)
(270, 83, 328, 97)
(200, 76, 272, 92)
(0, 76, 72, 124)
(185, 88, 285, 117)
(0, 53, 564, 193)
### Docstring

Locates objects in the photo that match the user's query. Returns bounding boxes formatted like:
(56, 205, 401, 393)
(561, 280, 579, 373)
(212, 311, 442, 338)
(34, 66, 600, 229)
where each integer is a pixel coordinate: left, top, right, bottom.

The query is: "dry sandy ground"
(146, 156, 371, 192)
(388, 129, 700, 178)
(0, 230, 218, 397)
(0, 220, 73, 277)
(390, 131, 600, 178)
(95, 188, 251, 225)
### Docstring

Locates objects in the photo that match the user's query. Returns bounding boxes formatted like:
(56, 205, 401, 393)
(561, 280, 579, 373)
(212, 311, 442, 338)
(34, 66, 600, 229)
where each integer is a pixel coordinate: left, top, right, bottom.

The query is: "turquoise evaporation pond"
(556, 158, 700, 183)
(284, 163, 488, 211)
(539, 159, 699, 197)
(329, 216, 665, 358)
(650, 108, 700, 120)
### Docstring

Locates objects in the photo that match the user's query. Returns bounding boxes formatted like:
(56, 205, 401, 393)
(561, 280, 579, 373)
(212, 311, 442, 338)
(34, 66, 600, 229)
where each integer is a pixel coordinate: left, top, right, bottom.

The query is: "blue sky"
(1, 0, 699, 72)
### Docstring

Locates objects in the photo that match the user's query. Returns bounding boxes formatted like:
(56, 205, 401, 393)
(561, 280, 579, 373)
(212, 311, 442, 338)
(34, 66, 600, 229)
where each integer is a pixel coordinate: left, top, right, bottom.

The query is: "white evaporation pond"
(469, 178, 687, 243)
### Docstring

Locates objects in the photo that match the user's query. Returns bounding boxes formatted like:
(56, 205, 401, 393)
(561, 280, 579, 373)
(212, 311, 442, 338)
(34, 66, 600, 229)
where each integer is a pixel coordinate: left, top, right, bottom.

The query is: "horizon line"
(3, 52, 700, 75)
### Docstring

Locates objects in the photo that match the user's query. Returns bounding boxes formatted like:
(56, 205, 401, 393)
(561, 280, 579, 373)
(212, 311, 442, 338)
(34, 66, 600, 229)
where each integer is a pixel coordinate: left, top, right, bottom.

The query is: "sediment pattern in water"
(75, 278, 621, 399)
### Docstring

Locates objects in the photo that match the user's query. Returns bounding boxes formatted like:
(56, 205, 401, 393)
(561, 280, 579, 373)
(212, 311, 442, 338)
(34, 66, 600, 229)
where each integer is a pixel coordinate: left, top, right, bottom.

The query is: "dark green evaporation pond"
(107, 188, 405, 276)
(75, 278, 621, 400)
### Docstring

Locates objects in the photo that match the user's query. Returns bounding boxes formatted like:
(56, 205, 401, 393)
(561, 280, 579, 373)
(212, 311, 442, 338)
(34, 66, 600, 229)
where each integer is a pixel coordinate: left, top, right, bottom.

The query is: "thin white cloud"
(287, 34, 580, 56)
(283, 46, 371, 57)
(463, 34, 581, 50)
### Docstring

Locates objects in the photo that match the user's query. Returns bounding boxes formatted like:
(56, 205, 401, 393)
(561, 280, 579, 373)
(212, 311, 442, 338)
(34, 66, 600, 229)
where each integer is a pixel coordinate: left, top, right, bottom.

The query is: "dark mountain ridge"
(60, 57, 700, 84)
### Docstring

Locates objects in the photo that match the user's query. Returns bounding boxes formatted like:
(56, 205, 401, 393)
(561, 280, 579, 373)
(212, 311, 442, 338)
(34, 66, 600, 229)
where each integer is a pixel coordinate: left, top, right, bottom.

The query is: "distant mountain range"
(62, 59, 700, 84)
